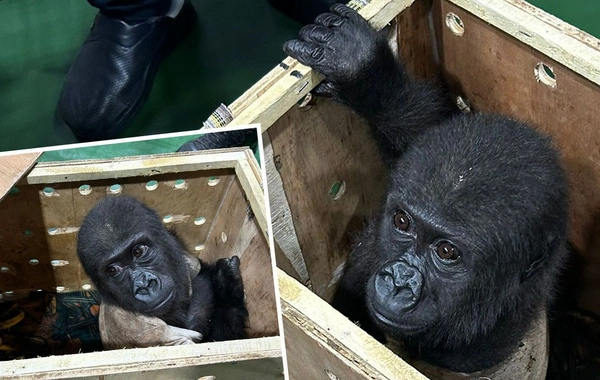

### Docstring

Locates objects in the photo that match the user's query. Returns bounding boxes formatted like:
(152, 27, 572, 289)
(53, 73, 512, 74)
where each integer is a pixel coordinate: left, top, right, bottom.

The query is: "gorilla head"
(365, 115, 568, 365)
(77, 196, 191, 317)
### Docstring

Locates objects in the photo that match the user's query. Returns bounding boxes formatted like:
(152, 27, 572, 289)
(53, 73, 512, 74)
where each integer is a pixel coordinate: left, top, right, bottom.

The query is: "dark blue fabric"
(87, 0, 172, 22)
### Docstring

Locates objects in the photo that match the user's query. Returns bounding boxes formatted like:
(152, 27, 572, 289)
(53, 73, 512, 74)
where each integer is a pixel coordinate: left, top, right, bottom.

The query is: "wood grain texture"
(279, 270, 428, 380)
(0, 336, 281, 379)
(0, 153, 41, 201)
(435, 0, 600, 314)
(267, 99, 387, 301)
(397, 0, 438, 79)
(446, 0, 600, 86)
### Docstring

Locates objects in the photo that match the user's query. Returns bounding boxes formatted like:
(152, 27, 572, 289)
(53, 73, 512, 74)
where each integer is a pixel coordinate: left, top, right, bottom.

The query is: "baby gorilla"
(284, 4, 568, 373)
(77, 196, 248, 342)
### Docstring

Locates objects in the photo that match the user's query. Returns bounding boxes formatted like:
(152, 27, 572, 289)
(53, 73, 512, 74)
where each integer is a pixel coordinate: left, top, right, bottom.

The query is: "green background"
(0, 0, 597, 155)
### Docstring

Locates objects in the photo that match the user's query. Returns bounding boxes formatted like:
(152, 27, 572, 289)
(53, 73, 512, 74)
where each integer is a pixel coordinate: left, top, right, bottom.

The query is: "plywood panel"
(0, 153, 40, 201)
(435, 0, 600, 313)
(268, 100, 387, 300)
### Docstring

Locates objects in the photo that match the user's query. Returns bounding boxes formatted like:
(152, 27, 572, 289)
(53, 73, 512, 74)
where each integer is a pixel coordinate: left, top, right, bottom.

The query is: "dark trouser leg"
(87, 0, 172, 23)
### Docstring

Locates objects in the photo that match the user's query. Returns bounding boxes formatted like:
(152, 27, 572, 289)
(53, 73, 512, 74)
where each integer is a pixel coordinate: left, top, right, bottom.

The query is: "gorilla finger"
(299, 24, 334, 43)
(314, 81, 339, 98)
(283, 40, 325, 67)
(314, 12, 344, 28)
(331, 3, 360, 19)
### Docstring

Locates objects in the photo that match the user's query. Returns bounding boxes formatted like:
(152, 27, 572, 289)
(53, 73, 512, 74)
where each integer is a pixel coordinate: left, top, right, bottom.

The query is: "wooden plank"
(226, 0, 416, 131)
(0, 152, 41, 201)
(435, 0, 600, 314)
(263, 133, 310, 286)
(0, 336, 281, 379)
(235, 157, 269, 239)
(25, 149, 248, 184)
(267, 100, 387, 300)
(73, 357, 285, 380)
(279, 270, 428, 380)
(446, 0, 600, 87)
(396, 0, 438, 79)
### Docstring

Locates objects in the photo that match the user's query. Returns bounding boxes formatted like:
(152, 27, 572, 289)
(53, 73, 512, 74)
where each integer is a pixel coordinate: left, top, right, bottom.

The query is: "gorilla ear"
(520, 234, 559, 282)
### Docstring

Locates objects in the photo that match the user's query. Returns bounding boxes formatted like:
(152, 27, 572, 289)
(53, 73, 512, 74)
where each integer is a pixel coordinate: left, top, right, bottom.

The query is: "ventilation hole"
(207, 177, 220, 186)
(194, 217, 207, 225)
(36, 289, 43, 292)
(0, 267, 10, 273)
(48, 228, 59, 235)
(325, 369, 340, 380)
(9, 187, 19, 195)
(4, 291, 13, 295)
(195, 244, 205, 251)
(82, 284, 92, 290)
(329, 181, 347, 201)
(108, 184, 122, 194)
(56, 286, 65, 293)
(28, 259, 39, 266)
(445, 12, 464, 36)
(221, 232, 228, 243)
(78, 184, 92, 195)
(297, 92, 314, 111)
(174, 179, 186, 189)
(145, 180, 158, 191)
(23, 230, 34, 237)
(534, 63, 557, 88)
(42, 187, 55, 197)
(51, 260, 69, 267)
(163, 215, 174, 223)
(456, 96, 471, 113)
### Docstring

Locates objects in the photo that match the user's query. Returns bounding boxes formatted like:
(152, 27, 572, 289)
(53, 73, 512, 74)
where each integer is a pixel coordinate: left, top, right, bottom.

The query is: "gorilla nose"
(374, 260, 423, 311)
(133, 271, 159, 299)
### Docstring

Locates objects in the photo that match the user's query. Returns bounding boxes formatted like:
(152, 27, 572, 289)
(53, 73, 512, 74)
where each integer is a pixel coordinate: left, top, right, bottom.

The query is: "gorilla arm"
(283, 4, 457, 159)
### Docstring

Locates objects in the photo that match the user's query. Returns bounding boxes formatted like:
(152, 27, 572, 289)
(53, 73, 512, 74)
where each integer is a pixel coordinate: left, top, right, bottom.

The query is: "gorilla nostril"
(136, 287, 149, 296)
(148, 278, 158, 288)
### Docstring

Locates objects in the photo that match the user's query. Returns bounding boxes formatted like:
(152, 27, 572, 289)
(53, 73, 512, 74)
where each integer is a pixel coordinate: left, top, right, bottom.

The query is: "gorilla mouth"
(367, 299, 428, 335)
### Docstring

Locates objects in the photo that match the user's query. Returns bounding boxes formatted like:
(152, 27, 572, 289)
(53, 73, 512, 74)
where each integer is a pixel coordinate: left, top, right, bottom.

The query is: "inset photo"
(0, 127, 283, 380)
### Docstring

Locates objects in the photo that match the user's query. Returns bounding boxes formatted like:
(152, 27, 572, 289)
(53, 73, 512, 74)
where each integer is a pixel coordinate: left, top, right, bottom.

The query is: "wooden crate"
(0, 148, 282, 379)
(220, 0, 600, 378)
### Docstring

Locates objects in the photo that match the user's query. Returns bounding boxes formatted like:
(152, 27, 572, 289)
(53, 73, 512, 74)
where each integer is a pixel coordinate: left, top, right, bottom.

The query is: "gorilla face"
(78, 196, 190, 317)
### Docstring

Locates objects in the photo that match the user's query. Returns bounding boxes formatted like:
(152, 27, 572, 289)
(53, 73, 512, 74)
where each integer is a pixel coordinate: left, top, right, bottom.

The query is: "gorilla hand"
(282, 4, 397, 105)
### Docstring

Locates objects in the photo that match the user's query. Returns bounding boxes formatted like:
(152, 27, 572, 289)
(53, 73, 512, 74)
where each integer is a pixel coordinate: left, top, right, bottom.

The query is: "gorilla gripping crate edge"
(0, 148, 282, 379)
(220, 0, 600, 379)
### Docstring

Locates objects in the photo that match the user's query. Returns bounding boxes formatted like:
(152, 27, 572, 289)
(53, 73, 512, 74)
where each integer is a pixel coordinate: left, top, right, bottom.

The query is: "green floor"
(0, 0, 300, 152)
(0, 0, 597, 153)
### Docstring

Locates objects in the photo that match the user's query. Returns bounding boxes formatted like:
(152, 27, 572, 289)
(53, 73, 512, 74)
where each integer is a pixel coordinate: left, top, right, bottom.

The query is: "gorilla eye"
(132, 244, 148, 259)
(393, 210, 410, 231)
(436, 242, 460, 261)
(107, 264, 121, 277)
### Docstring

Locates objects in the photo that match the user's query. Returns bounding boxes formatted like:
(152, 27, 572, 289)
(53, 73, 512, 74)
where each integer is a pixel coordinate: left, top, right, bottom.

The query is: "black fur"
(77, 196, 248, 342)
(284, 4, 568, 372)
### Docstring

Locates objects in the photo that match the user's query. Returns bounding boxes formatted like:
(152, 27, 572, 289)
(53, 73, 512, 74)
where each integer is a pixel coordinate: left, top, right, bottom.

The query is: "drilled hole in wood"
(108, 184, 123, 194)
(194, 217, 206, 225)
(325, 369, 339, 380)
(48, 228, 59, 235)
(534, 63, 556, 88)
(0, 267, 10, 273)
(51, 260, 69, 267)
(163, 215, 174, 223)
(56, 286, 65, 293)
(146, 180, 158, 191)
(208, 177, 221, 186)
(445, 12, 464, 36)
(42, 187, 55, 197)
(9, 187, 19, 195)
(28, 259, 39, 266)
(82, 284, 92, 290)
(4, 291, 13, 295)
(221, 232, 228, 243)
(23, 230, 33, 237)
(195, 244, 205, 251)
(174, 179, 186, 189)
(329, 181, 347, 201)
(78, 184, 92, 195)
